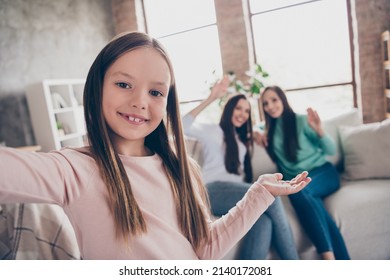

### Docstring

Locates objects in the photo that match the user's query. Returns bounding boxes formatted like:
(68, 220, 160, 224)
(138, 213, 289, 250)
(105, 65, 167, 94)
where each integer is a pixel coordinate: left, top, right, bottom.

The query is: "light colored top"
(273, 114, 336, 179)
(0, 146, 274, 260)
(182, 114, 246, 184)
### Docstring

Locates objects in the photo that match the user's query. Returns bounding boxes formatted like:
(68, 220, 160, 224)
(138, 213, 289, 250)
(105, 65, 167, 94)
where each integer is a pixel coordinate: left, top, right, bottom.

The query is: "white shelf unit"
(26, 79, 87, 152)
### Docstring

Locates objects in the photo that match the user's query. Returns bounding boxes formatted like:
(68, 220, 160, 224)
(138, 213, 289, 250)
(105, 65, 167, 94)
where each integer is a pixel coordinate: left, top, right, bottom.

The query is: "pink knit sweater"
(0, 147, 274, 259)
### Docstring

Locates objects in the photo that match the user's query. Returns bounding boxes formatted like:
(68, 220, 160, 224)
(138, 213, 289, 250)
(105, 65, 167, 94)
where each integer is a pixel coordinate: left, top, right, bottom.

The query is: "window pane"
(286, 85, 354, 118)
(144, 0, 216, 37)
(249, 0, 315, 13)
(252, 0, 352, 89)
(158, 26, 223, 102)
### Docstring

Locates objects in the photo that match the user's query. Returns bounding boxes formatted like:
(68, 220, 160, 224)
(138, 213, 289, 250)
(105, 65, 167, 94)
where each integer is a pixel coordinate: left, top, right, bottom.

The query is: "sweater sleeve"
(182, 114, 206, 139)
(195, 183, 275, 260)
(0, 147, 91, 206)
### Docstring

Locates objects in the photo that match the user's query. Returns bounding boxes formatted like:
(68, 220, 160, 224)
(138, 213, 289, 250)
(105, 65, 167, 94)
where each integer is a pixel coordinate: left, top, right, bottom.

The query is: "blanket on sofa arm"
(0, 203, 80, 259)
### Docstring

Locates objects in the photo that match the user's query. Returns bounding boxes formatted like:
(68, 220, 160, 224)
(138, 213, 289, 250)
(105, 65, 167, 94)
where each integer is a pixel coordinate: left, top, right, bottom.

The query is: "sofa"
(186, 109, 390, 260)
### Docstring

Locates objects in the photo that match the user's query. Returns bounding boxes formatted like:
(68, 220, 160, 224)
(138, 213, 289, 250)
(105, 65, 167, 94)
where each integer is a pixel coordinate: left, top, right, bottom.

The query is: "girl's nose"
(129, 91, 147, 110)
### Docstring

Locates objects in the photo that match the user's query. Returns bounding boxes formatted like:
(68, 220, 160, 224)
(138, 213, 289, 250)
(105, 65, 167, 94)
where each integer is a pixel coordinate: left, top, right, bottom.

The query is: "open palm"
(256, 171, 311, 196)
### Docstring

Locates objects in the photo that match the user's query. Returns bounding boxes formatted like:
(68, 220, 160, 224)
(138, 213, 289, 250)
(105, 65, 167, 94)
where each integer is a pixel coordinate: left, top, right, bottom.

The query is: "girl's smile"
(118, 112, 149, 125)
(102, 47, 171, 156)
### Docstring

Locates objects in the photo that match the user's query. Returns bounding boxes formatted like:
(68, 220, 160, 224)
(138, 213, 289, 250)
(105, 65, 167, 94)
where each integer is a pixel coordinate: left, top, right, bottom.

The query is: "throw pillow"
(322, 109, 362, 167)
(339, 119, 390, 180)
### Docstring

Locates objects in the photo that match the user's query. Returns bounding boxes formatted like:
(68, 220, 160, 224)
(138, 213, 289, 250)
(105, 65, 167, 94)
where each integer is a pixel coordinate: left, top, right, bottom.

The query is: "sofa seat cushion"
(324, 179, 390, 259)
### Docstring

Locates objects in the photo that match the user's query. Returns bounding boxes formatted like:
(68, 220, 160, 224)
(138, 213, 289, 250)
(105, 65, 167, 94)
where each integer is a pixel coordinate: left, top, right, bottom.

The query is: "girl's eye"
(116, 82, 131, 89)
(149, 90, 163, 97)
(263, 102, 268, 107)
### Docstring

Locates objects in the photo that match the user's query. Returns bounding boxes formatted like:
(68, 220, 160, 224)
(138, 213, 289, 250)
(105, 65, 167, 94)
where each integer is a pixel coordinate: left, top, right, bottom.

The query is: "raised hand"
(209, 75, 230, 101)
(256, 171, 311, 197)
(307, 107, 324, 137)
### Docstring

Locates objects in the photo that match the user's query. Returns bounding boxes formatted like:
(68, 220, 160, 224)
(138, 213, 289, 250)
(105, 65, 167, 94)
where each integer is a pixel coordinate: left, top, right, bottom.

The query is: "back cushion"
(322, 109, 362, 168)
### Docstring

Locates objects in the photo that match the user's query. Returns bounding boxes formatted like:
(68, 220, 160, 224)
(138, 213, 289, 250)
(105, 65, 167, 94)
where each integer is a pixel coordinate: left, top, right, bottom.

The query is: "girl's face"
(231, 98, 250, 128)
(102, 47, 171, 156)
(262, 89, 284, 119)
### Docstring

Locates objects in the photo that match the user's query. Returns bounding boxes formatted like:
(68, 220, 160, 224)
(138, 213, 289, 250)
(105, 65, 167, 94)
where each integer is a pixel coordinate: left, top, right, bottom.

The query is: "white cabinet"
(26, 79, 87, 152)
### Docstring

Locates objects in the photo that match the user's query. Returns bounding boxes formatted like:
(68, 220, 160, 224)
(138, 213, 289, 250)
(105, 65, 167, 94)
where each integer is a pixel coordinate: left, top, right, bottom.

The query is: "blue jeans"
(287, 162, 350, 259)
(206, 181, 298, 259)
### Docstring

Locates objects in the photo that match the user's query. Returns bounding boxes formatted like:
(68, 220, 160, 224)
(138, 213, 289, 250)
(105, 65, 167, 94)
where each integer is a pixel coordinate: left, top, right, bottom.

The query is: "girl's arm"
(0, 147, 91, 206)
(196, 172, 310, 259)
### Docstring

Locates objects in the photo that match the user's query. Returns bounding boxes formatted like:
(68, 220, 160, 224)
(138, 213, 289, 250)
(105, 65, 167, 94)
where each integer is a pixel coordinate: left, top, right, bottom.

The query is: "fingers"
(253, 132, 268, 147)
(221, 75, 230, 86)
(259, 173, 311, 196)
(274, 173, 283, 180)
(262, 137, 268, 147)
(289, 171, 309, 184)
(288, 177, 311, 194)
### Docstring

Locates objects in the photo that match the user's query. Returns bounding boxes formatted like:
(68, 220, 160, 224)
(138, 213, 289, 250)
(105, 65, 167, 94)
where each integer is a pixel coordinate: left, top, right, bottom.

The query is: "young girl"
(259, 85, 350, 260)
(0, 32, 310, 260)
(182, 77, 299, 260)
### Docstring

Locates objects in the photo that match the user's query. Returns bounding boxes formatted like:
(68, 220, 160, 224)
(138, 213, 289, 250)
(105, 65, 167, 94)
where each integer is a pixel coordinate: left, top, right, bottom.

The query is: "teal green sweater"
(272, 114, 336, 180)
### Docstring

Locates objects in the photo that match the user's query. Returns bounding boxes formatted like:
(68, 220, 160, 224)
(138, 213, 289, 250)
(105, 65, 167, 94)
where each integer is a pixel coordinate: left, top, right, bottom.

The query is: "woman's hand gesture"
(256, 171, 311, 197)
(209, 75, 230, 101)
(307, 107, 324, 137)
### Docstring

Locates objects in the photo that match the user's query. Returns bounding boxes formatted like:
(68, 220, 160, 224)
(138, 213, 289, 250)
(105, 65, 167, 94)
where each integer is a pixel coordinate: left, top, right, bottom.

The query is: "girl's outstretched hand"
(256, 171, 311, 196)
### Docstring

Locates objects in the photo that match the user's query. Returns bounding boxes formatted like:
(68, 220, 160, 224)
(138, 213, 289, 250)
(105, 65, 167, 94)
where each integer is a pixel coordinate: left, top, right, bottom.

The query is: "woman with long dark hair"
(259, 85, 350, 260)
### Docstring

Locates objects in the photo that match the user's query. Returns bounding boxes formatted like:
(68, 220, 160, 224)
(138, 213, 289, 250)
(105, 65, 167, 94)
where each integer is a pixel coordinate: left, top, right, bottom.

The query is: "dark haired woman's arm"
(186, 76, 230, 119)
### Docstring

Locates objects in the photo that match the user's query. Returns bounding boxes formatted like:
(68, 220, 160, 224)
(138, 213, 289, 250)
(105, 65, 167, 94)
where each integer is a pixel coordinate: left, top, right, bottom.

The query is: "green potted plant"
(228, 63, 269, 97)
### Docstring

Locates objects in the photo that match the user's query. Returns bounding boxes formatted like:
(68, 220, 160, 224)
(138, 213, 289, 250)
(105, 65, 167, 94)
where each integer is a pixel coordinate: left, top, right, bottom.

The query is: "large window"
(143, 0, 223, 104)
(249, 0, 354, 117)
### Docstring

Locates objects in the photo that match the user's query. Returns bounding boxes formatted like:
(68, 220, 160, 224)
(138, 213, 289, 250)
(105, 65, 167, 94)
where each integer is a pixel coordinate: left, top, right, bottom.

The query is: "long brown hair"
(83, 31, 209, 249)
(219, 94, 253, 183)
(260, 86, 299, 162)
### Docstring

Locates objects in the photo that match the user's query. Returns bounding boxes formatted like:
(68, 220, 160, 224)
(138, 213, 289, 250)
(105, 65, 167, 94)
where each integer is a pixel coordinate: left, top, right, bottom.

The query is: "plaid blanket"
(0, 203, 81, 260)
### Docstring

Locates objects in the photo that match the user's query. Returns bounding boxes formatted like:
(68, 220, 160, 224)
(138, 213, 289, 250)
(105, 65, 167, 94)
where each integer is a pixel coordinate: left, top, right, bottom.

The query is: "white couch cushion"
(322, 109, 362, 167)
(339, 119, 390, 180)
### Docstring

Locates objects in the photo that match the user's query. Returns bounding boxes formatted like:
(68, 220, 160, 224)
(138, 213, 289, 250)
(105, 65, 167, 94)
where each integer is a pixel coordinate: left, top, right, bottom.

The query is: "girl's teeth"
(128, 116, 142, 122)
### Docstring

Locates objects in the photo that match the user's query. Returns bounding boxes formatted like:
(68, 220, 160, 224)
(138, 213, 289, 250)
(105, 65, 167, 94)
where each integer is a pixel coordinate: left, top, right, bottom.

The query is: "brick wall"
(111, 0, 145, 34)
(354, 0, 390, 122)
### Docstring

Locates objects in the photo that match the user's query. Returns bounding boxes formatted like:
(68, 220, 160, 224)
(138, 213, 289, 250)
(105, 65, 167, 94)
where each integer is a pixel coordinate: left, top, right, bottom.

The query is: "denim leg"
(206, 181, 297, 259)
(238, 214, 272, 259)
(266, 197, 299, 259)
(288, 162, 350, 259)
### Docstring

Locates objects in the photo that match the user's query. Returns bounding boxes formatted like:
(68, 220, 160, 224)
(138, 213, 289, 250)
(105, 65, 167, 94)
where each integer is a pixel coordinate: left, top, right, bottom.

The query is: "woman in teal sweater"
(258, 86, 350, 260)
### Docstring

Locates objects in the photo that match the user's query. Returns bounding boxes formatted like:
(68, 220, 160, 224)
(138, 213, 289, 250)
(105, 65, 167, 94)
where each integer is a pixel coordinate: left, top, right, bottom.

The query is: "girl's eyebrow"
(111, 71, 133, 79)
(111, 71, 169, 87)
